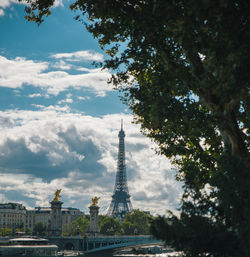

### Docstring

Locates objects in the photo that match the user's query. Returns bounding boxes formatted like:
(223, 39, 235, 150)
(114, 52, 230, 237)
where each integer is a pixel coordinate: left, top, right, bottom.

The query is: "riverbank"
(114, 253, 181, 257)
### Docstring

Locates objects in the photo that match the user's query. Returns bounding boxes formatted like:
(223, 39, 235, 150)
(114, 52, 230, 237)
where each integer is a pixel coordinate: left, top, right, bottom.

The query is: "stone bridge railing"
(84, 235, 161, 253)
(47, 235, 161, 252)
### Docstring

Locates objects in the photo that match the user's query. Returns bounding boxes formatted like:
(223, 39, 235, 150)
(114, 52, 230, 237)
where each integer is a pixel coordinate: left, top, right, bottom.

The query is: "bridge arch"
(64, 242, 75, 250)
(47, 235, 161, 252)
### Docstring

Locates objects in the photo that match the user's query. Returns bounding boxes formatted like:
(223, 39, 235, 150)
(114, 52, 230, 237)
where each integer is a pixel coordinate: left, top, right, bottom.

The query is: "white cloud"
(0, 0, 24, 17)
(0, 56, 49, 88)
(31, 104, 45, 108)
(51, 50, 104, 62)
(77, 67, 103, 73)
(0, 0, 63, 9)
(0, 109, 182, 215)
(78, 96, 90, 101)
(53, 60, 72, 70)
(28, 93, 42, 98)
(53, 0, 64, 8)
(0, 193, 7, 202)
(58, 98, 73, 104)
(0, 0, 13, 8)
(0, 55, 112, 96)
(0, 0, 63, 18)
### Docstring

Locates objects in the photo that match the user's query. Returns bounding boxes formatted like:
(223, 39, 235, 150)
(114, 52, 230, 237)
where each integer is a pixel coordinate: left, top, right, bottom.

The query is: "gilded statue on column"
(53, 189, 62, 201)
(91, 196, 100, 206)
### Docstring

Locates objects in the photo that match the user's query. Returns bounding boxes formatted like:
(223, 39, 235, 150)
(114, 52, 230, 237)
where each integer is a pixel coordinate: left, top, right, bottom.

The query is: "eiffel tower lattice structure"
(107, 121, 133, 220)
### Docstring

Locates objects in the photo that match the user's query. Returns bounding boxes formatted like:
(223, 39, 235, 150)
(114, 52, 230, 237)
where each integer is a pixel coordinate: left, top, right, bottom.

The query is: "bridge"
(47, 235, 162, 254)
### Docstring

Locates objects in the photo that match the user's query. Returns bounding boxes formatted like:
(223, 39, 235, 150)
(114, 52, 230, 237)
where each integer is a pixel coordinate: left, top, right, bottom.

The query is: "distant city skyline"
(0, 1, 182, 215)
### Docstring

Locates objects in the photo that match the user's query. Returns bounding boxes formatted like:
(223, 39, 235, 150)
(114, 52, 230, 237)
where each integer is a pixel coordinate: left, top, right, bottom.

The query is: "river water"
(59, 248, 182, 256)
(113, 250, 182, 257)
(114, 253, 181, 257)
(61, 248, 182, 257)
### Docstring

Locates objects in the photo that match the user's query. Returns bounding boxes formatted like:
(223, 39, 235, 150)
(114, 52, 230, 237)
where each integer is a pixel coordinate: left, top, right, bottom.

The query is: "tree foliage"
(33, 222, 46, 236)
(0, 227, 12, 236)
(70, 216, 90, 236)
(99, 215, 121, 235)
(64, 212, 150, 236)
(19, 0, 250, 256)
(122, 209, 151, 235)
(99, 211, 151, 235)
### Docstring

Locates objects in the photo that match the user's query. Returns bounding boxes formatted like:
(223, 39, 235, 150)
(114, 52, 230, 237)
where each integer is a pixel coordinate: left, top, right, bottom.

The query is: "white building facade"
(26, 207, 84, 232)
(0, 203, 26, 229)
(0, 202, 84, 233)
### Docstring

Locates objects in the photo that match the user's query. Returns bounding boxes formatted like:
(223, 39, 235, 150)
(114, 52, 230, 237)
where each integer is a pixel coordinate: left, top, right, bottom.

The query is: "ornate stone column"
(86, 197, 100, 237)
(48, 189, 63, 236)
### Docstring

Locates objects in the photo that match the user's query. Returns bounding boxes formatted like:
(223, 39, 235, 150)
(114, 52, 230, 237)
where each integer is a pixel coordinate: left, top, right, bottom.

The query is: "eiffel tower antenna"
(107, 121, 133, 220)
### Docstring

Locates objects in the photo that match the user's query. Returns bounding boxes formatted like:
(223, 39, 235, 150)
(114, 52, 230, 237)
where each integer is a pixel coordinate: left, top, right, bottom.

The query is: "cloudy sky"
(0, 0, 182, 215)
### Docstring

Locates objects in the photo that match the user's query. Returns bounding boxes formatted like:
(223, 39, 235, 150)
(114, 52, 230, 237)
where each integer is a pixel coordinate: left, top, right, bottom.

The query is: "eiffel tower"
(107, 121, 133, 220)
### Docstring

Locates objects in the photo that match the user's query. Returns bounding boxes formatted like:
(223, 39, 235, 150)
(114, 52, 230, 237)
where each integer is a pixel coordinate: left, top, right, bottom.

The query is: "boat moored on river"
(0, 236, 58, 257)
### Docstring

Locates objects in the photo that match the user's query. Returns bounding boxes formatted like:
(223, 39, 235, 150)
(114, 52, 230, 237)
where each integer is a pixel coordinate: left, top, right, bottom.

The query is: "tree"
(122, 210, 151, 235)
(33, 222, 46, 236)
(19, 1, 250, 256)
(71, 216, 89, 236)
(99, 215, 121, 235)
(121, 221, 137, 235)
(0, 227, 12, 236)
(25, 228, 32, 236)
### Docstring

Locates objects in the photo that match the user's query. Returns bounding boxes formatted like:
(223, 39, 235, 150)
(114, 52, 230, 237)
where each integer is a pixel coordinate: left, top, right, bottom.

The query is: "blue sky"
(0, 0, 182, 215)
